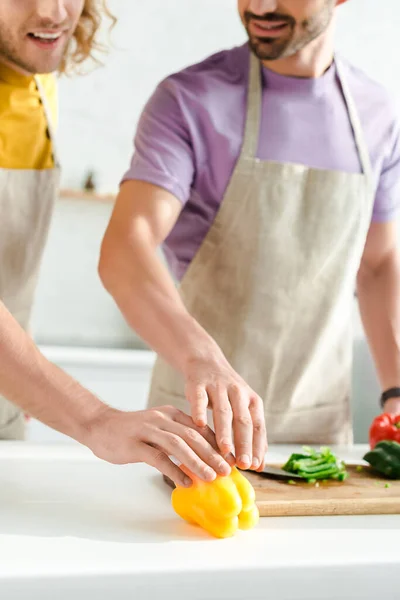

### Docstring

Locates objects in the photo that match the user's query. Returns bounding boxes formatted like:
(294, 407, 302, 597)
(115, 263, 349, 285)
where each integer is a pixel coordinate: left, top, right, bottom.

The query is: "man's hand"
(184, 350, 267, 472)
(84, 405, 232, 488)
(383, 398, 400, 416)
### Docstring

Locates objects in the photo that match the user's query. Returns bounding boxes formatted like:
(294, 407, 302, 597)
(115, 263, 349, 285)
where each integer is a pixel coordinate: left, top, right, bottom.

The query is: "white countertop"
(0, 443, 399, 600)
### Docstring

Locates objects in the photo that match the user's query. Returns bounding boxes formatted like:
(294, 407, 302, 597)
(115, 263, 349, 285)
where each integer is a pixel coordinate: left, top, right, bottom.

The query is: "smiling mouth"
(27, 31, 64, 44)
(249, 20, 290, 38)
(256, 22, 287, 30)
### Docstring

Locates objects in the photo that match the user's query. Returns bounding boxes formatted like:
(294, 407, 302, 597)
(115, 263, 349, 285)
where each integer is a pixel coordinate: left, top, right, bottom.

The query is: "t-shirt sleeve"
(372, 116, 400, 222)
(122, 80, 195, 205)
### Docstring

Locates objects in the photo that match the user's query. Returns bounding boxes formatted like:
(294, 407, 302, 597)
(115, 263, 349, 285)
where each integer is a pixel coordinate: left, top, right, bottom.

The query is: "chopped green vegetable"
(363, 441, 400, 480)
(287, 480, 296, 485)
(282, 446, 348, 483)
(385, 483, 391, 489)
(356, 466, 363, 473)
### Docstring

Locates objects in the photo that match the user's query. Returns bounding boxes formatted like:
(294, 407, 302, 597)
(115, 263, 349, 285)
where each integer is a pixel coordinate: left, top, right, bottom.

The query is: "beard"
(245, 2, 335, 61)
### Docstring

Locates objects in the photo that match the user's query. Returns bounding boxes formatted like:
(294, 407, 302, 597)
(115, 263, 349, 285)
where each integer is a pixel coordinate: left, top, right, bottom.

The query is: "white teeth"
(32, 32, 62, 40)
(257, 23, 284, 30)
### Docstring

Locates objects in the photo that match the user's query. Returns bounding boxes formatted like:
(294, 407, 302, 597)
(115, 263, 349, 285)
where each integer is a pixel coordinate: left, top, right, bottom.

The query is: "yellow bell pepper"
(171, 467, 259, 539)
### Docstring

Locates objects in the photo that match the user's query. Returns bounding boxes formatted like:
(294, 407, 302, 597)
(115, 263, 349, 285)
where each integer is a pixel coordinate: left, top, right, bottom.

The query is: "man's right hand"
(84, 405, 232, 488)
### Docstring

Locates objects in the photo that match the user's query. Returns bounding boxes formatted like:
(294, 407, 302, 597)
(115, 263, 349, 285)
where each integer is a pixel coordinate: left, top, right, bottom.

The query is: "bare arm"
(357, 221, 400, 414)
(99, 180, 210, 375)
(0, 301, 229, 486)
(0, 301, 101, 439)
(99, 180, 267, 470)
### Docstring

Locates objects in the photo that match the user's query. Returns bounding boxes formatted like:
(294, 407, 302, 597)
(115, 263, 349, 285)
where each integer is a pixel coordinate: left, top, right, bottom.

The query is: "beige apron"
(147, 52, 374, 445)
(0, 75, 60, 440)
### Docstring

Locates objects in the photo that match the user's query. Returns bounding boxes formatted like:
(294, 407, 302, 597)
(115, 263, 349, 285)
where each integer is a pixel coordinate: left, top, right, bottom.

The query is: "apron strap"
(241, 50, 262, 159)
(241, 50, 373, 187)
(34, 75, 60, 168)
(335, 59, 373, 184)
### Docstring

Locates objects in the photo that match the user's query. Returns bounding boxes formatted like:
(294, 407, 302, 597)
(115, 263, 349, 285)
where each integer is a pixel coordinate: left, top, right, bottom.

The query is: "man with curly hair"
(0, 0, 229, 489)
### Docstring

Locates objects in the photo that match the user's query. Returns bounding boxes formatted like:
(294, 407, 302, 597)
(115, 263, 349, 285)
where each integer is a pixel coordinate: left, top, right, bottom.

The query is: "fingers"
(208, 387, 234, 456)
(141, 445, 193, 488)
(183, 387, 236, 467)
(173, 410, 218, 450)
(168, 415, 231, 476)
(186, 384, 209, 427)
(249, 395, 267, 471)
(229, 386, 253, 470)
(145, 424, 219, 482)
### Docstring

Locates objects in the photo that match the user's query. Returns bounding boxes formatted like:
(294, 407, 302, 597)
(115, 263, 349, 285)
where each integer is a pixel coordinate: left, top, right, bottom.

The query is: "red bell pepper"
(369, 413, 400, 449)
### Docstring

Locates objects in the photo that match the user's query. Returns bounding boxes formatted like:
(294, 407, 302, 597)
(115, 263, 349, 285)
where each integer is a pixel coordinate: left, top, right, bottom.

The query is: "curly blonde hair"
(60, 0, 116, 74)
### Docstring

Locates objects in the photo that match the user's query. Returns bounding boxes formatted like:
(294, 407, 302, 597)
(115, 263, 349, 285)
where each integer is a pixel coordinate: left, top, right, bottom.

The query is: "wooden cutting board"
(244, 466, 400, 517)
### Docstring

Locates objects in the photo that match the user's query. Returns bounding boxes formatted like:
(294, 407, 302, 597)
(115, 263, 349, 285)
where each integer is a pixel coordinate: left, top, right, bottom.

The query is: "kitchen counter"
(0, 443, 399, 600)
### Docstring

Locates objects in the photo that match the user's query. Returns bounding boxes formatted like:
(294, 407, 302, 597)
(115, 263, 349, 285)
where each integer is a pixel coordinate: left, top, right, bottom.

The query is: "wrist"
(382, 396, 400, 416)
(77, 404, 118, 450)
(178, 317, 225, 376)
(182, 341, 226, 378)
(381, 387, 400, 409)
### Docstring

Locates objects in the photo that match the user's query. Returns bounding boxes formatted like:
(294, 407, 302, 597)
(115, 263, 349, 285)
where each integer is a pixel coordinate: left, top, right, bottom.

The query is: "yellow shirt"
(0, 62, 58, 170)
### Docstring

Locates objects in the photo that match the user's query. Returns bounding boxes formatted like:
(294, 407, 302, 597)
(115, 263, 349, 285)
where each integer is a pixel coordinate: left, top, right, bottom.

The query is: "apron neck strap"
(241, 51, 373, 185)
(34, 75, 60, 168)
(335, 58, 373, 183)
(241, 51, 262, 159)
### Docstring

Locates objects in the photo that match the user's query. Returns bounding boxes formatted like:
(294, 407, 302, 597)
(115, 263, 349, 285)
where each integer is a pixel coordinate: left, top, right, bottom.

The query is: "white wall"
(57, 0, 246, 194)
(31, 0, 400, 349)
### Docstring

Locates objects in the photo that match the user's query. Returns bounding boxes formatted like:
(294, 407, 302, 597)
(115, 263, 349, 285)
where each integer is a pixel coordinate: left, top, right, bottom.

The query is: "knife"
(250, 465, 305, 481)
(163, 466, 304, 489)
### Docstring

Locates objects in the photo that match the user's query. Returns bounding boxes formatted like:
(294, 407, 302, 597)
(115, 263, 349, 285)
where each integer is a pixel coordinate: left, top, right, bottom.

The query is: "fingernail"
(220, 439, 233, 452)
(239, 455, 251, 468)
(204, 468, 216, 481)
(225, 453, 236, 466)
(218, 461, 231, 476)
(252, 458, 260, 470)
(183, 476, 192, 487)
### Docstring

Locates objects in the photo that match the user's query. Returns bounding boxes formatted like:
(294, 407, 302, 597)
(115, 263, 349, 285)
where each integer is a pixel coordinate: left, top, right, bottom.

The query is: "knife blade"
(253, 465, 305, 481)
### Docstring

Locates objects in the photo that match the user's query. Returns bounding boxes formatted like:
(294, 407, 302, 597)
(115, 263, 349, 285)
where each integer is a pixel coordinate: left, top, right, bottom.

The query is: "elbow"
(356, 264, 372, 294)
(356, 249, 399, 296)
(98, 233, 120, 294)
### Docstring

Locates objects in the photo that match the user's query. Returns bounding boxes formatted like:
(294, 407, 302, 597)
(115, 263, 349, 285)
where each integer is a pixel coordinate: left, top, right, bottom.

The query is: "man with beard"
(0, 0, 230, 489)
(100, 0, 400, 468)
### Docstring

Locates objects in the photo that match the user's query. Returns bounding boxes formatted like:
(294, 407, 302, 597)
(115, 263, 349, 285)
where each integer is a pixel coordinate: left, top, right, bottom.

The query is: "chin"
(249, 40, 287, 61)
(31, 59, 62, 74)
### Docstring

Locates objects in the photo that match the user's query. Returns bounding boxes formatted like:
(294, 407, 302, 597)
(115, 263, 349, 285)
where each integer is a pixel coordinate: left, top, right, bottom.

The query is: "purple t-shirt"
(123, 44, 400, 281)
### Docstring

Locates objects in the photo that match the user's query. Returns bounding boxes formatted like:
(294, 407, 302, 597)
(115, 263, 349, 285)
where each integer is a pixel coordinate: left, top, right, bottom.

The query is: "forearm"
(99, 231, 221, 375)
(357, 250, 400, 393)
(0, 302, 104, 442)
